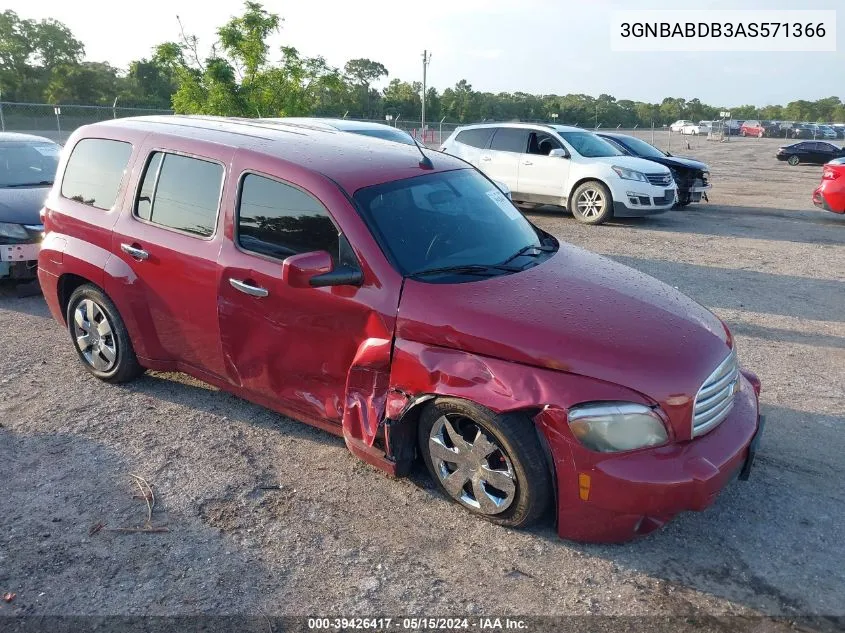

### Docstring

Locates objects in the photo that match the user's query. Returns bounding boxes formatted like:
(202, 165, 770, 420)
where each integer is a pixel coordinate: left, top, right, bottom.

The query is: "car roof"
(280, 118, 407, 133)
(455, 122, 581, 133)
(76, 116, 462, 192)
(0, 132, 57, 144)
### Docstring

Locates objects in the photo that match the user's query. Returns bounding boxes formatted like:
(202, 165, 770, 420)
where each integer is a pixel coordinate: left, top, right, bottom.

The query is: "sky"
(8, 0, 845, 107)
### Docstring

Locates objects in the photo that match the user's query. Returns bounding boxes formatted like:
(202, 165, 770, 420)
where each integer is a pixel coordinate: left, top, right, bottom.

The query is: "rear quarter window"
(61, 138, 133, 210)
(454, 128, 494, 149)
(489, 128, 529, 153)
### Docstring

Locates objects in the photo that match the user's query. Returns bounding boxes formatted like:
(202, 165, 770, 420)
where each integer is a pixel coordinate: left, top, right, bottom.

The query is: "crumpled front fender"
(388, 339, 651, 416)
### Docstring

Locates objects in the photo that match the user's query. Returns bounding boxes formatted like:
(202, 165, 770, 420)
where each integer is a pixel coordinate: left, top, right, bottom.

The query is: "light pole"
(421, 50, 431, 140)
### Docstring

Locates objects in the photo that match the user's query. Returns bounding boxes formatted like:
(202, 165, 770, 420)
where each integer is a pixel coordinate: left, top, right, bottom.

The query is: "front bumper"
(537, 370, 761, 543)
(1, 224, 43, 280)
(1, 243, 40, 280)
(611, 184, 677, 217)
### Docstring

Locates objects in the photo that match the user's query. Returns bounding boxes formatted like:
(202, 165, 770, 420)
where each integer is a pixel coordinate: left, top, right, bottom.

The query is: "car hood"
(0, 186, 50, 224)
(397, 245, 732, 432)
(660, 155, 708, 171)
(588, 155, 670, 174)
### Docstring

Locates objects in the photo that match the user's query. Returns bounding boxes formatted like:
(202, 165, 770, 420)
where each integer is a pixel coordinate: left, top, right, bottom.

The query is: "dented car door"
(216, 151, 402, 442)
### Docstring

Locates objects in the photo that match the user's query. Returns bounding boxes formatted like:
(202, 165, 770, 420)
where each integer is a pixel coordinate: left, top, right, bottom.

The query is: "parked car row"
(670, 119, 845, 139)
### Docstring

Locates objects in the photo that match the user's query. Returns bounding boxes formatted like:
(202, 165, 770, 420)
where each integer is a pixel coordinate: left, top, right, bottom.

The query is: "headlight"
(0, 222, 29, 239)
(702, 171, 710, 181)
(568, 402, 669, 453)
(611, 166, 648, 183)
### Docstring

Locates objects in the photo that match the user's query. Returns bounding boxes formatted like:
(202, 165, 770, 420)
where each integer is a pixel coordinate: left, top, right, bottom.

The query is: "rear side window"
(454, 128, 494, 149)
(489, 128, 529, 153)
(61, 139, 132, 210)
(134, 152, 223, 238)
(237, 173, 339, 260)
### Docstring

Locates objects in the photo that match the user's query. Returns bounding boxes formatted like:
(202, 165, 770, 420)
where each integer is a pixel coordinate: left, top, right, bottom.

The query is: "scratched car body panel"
(39, 116, 762, 543)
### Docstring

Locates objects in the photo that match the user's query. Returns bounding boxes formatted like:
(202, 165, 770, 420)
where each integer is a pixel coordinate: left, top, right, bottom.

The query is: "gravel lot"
(0, 134, 843, 628)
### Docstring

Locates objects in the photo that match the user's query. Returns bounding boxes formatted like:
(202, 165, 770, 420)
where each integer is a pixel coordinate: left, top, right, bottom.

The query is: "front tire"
(66, 284, 145, 383)
(418, 398, 552, 529)
(787, 155, 800, 166)
(570, 180, 613, 225)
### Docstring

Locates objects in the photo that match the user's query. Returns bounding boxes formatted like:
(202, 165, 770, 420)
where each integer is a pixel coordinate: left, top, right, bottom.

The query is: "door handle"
(480, 156, 492, 162)
(120, 243, 149, 260)
(523, 160, 533, 166)
(229, 278, 269, 298)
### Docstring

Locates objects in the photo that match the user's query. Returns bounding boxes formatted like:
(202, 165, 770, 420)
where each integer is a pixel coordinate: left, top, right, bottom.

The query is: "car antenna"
(412, 135, 434, 170)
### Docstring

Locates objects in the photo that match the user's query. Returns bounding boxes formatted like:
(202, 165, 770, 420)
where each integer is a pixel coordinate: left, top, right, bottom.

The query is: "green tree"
(344, 58, 388, 117)
(44, 61, 121, 104)
(0, 10, 84, 100)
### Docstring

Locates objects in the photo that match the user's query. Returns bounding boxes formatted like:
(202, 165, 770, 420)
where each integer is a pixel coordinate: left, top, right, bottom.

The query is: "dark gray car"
(0, 133, 60, 280)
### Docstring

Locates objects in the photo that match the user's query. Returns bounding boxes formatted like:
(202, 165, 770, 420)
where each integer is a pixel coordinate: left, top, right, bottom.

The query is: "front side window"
(237, 173, 339, 260)
(61, 138, 132, 209)
(489, 128, 529, 153)
(353, 169, 552, 279)
(134, 152, 223, 238)
(528, 132, 562, 156)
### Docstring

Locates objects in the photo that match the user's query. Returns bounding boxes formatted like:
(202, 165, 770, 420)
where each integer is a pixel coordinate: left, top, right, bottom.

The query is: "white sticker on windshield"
(486, 189, 522, 221)
(33, 145, 60, 156)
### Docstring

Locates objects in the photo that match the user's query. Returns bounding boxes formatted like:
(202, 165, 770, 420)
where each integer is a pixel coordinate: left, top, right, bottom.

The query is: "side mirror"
(549, 148, 569, 159)
(282, 250, 363, 289)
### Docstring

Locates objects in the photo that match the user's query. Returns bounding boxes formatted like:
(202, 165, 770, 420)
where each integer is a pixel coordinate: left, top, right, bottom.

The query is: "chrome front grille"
(692, 349, 740, 437)
(646, 173, 673, 187)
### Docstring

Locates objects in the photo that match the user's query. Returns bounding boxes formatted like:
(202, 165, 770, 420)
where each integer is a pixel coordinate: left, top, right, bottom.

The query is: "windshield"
(348, 128, 416, 146)
(614, 135, 666, 159)
(353, 169, 547, 279)
(0, 141, 60, 187)
(556, 131, 622, 158)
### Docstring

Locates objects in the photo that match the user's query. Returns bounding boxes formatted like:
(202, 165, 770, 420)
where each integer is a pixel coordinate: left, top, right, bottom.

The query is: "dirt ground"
(0, 135, 843, 627)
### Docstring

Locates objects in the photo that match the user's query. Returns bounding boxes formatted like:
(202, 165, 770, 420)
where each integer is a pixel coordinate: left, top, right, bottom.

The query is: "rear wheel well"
(57, 274, 95, 323)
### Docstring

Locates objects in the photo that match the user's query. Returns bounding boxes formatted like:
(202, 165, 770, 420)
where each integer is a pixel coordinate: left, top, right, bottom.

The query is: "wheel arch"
(567, 176, 613, 207)
(57, 273, 100, 324)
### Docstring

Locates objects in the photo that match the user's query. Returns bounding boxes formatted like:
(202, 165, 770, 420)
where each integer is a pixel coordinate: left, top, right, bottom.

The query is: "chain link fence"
(0, 101, 723, 152)
(0, 102, 174, 143)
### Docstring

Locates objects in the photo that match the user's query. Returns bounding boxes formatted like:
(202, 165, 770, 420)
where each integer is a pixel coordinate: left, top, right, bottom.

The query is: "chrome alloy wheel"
(72, 299, 118, 372)
(576, 188, 605, 219)
(428, 414, 516, 515)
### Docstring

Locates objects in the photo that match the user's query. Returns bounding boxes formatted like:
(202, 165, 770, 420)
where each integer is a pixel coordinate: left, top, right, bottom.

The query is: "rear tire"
(66, 284, 145, 384)
(418, 398, 552, 529)
(570, 180, 613, 225)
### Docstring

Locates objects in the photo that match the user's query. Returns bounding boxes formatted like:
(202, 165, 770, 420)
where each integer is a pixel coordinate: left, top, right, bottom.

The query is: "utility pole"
(421, 50, 431, 140)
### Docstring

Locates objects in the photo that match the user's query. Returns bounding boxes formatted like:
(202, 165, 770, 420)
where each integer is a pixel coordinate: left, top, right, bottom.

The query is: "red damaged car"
(813, 157, 845, 214)
(39, 117, 763, 543)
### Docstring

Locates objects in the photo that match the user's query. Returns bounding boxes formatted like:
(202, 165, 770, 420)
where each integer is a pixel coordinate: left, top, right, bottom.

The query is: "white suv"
(440, 123, 676, 224)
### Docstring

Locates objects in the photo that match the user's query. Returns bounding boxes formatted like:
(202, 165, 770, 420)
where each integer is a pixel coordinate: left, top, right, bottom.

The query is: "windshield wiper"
(408, 263, 521, 279)
(500, 243, 556, 266)
(2, 181, 53, 188)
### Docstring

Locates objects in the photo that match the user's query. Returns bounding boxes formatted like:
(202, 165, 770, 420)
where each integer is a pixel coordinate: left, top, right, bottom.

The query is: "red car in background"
(739, 121, 765, 137)
(813, 158, 845, 213)
(39, 117, 763, 543)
